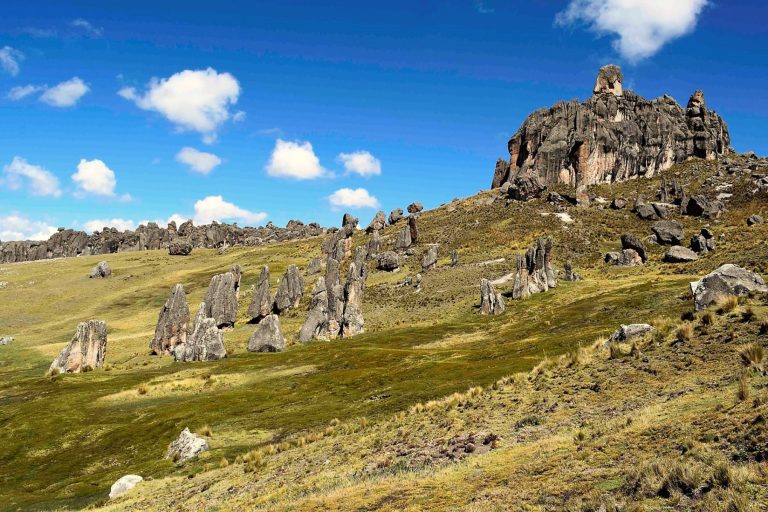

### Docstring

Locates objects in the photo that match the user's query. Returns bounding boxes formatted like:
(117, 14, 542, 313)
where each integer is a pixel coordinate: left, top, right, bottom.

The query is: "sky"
(1, 0, 767, 240)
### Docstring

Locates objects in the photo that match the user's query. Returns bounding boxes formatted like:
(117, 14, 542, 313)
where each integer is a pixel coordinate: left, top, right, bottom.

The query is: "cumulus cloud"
(3, 156, 62, 197)
(7, 84, 44, 101)
(39, 77, 89, 107)
(328, 188, 380, 210)
(556, 0, 709, 62)
(266, 139, 328, 180)
(175, 147, 222, 175)
(191, 195, 267, 225)
(119, 68, 240, 143)
(337, 151, 382, 177)
(71, 18, 103, 36)
(0, 46, 23, 76)
(0, 214, 57, 241)
(83, 218, 136, 233)
(71, 159, 117, 197)
(233, 110, 246, 123)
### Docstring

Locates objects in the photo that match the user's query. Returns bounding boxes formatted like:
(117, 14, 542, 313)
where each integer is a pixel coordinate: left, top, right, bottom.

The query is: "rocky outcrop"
(166, 428, 208, 463)
(204, 266, 241, 328)
(492, 65, 730, 191)
(691, 264, 768, 311)
(173, 303, 226, 362)
(480, 279, 505, 315)
(150, 284, 189, 355)
(50, 320, 107, 373)
(652, 220, 684, 246)
(663, 246, 698, 263)
(273, 264, 304, 314)
(512, 237, 557, 300)
(89, 260, 111, 278)
(247, 314, 285, 352)
(377, 251, 400, 271)
(247, 266, 272, 322)
(109, 475, 143, 500)
(168, 238, 193, 256)
(422, 244, 438, 272)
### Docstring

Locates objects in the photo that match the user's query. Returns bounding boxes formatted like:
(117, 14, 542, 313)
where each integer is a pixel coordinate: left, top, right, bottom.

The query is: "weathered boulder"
(663, 246, 699, 263)
(607, 324, 654, 344)
(89, 260, 111, 279)
(166, 428, 208, 463)
(50, 320, 107, 373)
(204, 265, 241, 328)
(273, 264, 304, 314)
(480, 279, 505, 315)
(421, 244, 438, 272)
(247, 314, 285, 352)
(341, 213, 358, 229)
(247, 266, 272, 322)
(512, 237, 557, 300)
(168, 238, 193, 256)
(634, 201, 660, 221)
(174, 303, 226, 362)
(109, 475, 143, 500)
(366, 211, 387, 233)
(690, 228, 715, 254)
(407, 202, 424, 214)
(747, 214, 764, 226)
(652, 220, 684, 246)
(681, 194, 724, 219)
(450, 249, 458, 267)
(691, 264, 768, 311)
(377, 251, 400, 271)
(605, 249, 643, 267)
(0, 336, 14, 345)
(324, 258, 345, 339)
(621, 233, 647, 262)
(408, 215, 419, 243)
(306, 256, 322, 275)
(150, 284, 189, 355)
(389, 208, 404, 225)
(394, 225, 412, 251)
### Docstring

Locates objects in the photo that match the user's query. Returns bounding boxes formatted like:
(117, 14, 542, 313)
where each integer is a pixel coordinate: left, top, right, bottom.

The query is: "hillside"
(1, 157, 768, 511)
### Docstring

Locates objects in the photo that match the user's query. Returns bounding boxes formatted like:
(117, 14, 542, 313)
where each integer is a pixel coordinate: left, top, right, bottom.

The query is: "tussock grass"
(717, 296, 739, 315)
(675, 322, 694, 343)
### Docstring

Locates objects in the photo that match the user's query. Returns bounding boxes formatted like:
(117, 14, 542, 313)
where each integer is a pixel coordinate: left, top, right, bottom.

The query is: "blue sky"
(1, 1, 767, 240)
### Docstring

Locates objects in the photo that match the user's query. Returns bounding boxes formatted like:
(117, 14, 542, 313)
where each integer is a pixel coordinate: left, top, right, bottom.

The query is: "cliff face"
(492, 65, 731, 189)
(0, 220, 326, 264)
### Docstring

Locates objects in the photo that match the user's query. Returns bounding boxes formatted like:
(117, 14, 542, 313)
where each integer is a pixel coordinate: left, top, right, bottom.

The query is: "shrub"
(137, 383, 149, 395)
(741, 306, 756, 323)
(676, 323, 693, 343)
(199, 425, 213, 437)
(739, 343, 765, 374)
(700, 310, 715, 327)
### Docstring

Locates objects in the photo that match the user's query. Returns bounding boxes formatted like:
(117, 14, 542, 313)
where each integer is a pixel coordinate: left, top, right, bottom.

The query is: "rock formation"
(377, 251, 400, 271)
(173, 303, 227, 362)
(652, 220, 684, 246)
(247, 314, 286, 352)
(367, 230, 382, 259)
(562, 260, 581, 281)
(605, 249, 643, 267)
(168, 238, 193, 256)
(166, 428, 209, 463)
(341, 262, 365, 337)
(450, 249, 458, 267)
(492, 65, 730, 191)
(150, 284, 189, 355)
(204, 265, 241, 328)
(691, 264, 768, 311)
(480, 279, 505, 315)
(273, 264, 304, 314)
(422, 244, 438, 272)
(247, 266, 272, 322)
(620, 233, 647, 263)
(512, 237, 557, 300)
(607, 324, 654, 344)
(408, 215, 419, 243)
(394, 225, 412, 251)
(299, 278, 329, 342)
(307, 256, 322, 275)
(747, 214, 763, 226)
(89, 260, 111, 278)
(407, 202, 424, 214)
(366, 211, 387, 233)
(389, 208, 404, 224)
(690, 228, 716, 254)
(49, 320, 108, 373)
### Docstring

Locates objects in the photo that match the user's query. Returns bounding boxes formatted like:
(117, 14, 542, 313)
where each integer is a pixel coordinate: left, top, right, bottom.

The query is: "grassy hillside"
(1, 158, 767, 511)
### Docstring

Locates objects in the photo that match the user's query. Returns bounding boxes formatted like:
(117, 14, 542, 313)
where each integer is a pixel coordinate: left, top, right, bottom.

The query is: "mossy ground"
(1, 158, 767, 511)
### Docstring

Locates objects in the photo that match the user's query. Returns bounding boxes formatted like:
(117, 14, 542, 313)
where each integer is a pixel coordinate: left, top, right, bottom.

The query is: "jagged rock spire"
(593, 64, 623, 97)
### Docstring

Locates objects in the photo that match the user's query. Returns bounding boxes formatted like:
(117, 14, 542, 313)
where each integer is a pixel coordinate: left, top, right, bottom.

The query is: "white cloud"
(328, 188, 380, 210)
(71, 18, 103, 36)
(556, 0, 709, 62)
(265, 139, 328, 180)
(39, 77, 89, 107)
(119, 68, 240, 142)
(0, 46, 23, 76)
(83, 218, 136, 233)
(3, 156, 62, 197)
(337, 151, 382, 177)
(233, 110, 246, 123)
(71, 159, 117, 197)
(192, 195, 267, 225)
(175, 147, 222, 174)
(0, 214, 57, 241)
(7, 84, 44, 100)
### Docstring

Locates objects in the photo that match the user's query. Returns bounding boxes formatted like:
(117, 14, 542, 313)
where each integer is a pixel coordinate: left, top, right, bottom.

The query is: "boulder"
(89, 260, 111, 279)
(168, 238, 193, 256)
(50, 320, 108, 373)
(150, 284, 190, 355)
(377, 251, 400, 271)
(506, 174, 546, 201)
(480, 279, 505, 315)
(109, 475, 143, 500)
(691, 264, 768, 311)
(605, 249, 643, 267)
(174, 303, 226, 362)
(747, 214, 764, 226)
(610, 198, 628, 210)
(421, 244, 438, 272)
(247, 314, 285, 352)
(450, 249, 458, 267)
(166, 428, 208, 463)
(407, 202, 424, 214)
(593, 64, 623, 96)
(607, 324, 654, 344)
(273, 264, 304, 314)
(389, 208, 404, 225)
(306, 256, 322, 275)
(690, 229, 715, 254)
(634, 202, 659, 221)
(512, 237, 556, 300)
(366, 211, 387, 233)
(341, 213, 358, 229)
(247, 266, 272, 322)
(394, 225, 412, 251)
(620, 233, 647, 262)
(0, 336, 13, 345)
(204, 265, 241, 328)
(652, 220, 684, 246)
(663, 246, 699, 263)
(367, 230, 382, 259)
(681, 194, 724, 219)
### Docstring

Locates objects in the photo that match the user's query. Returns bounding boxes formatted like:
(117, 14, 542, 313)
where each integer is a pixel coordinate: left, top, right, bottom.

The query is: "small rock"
(166, 428, 208, 463)
(89, 261, 111, 279)
(109, 475, 143, 500)
(607, 324, 654, 345)
(611, 198, 628, 210)
(747, 214, 764, 226)
(663, 246, 698, 263)
(605, 249, 643, 267)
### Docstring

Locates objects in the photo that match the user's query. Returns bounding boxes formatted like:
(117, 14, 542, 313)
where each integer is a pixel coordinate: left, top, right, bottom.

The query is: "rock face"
(492, 66, 730, 191)
(173, 303, 226, 362)
(652, 220, 684, 246)
(204, 265, 241, 328)
(50, 320, 107, 373)
(247, 266, 272, 322)
(150, 284, 190, 355)
(89, 261, 111, 278)
(512, 237, 557, 300)
(605, 249, 643, 267)
(377, 251, 400, 271)
(273, 264, 304, 314)
(607, 324, 654, 344)
(480, 279, 505, 315)
(247, 314, 285, 352)
(691, 264, 768, 311)
(663, 246, 699, 263)
(168, 238, 192, 256)
(421, 244, 438, 272)
(166, 428, 209, 463)
(109, 475, 143, 500)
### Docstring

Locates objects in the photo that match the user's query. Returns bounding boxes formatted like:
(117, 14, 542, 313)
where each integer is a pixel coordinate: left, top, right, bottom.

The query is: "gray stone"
(450, 249, 458, 267)
(421, 244, 438, 272)
(681, 194, 724, 219)
(506, 174, 546, 201)
(109, 475, 143, 500)
(611, 197, 628, 210)
(663, 246, 699, 263)
(306, 256, 322, 275)
(621, 233, 647, 262)
(342, 263, 365, 337)
(407, 202, 424, 214)
(366, 211, 387, 233)
(168, 238, 193, 256)
(480, 279, 505, 315)
(394, 225, 412, 251)
(377, 251, 400, 271)
(166, 428, 208, 463)
(408, 215, 419, 243)
(150, 284, 189, 355)
(562, 260, 581, 281)
(273, 264, 304, 314)
(174, 303, 226, 362)
(247, 314, 285, 352)
(0, 336, 14, 345)
(605, 249, 643, 267)
(247, 266, 272, 322)
(89, 260, 111, 279)
(512, 237, 557, 300)
(50, 320, 107, 374)
(652, 220, 684, 246)
(299, 278, 329, 342)
(747, 214, 764, 226)
(593, 64, 623, 96)
(204, 266, 241, 328)
(607, 324, 654, 344)
(691, 264, 768, 311)
(389, 208, 404, 225)
(367, 230, 382, 259)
